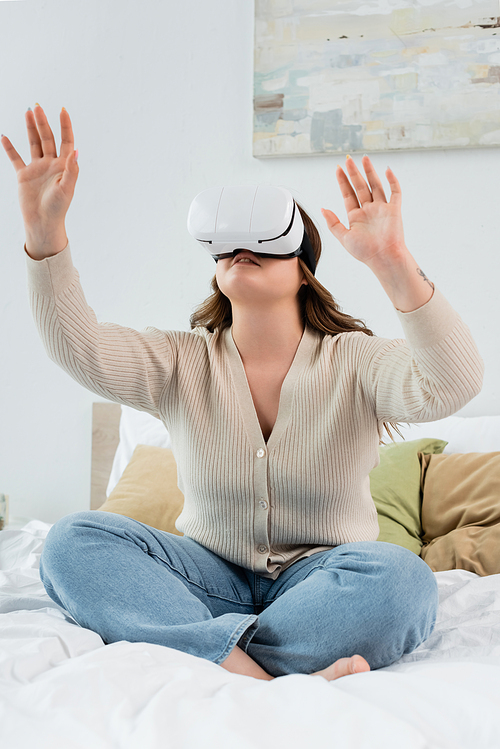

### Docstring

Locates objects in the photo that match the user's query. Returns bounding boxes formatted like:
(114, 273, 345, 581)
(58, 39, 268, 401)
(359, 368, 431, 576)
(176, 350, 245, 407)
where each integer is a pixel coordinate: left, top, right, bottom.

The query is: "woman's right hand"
(1, 104, 79, 259)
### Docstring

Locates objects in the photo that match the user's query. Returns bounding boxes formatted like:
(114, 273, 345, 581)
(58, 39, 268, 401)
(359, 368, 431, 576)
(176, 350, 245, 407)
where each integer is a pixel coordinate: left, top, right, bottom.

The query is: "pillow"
(419, 451, 500, 576)
(106, 407, 171, 496)
(98, 444, 184, 535)
(391, 415, 500, 454)
(370, 438, 448, 554)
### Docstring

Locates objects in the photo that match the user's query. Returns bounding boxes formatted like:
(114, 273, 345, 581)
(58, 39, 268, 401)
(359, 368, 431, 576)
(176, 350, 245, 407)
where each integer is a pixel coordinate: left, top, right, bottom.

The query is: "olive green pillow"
(370, 437, 448, 554)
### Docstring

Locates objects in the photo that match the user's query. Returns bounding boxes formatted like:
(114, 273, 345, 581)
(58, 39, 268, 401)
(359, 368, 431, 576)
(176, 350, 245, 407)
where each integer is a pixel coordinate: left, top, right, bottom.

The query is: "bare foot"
(312, 654, 371, 681)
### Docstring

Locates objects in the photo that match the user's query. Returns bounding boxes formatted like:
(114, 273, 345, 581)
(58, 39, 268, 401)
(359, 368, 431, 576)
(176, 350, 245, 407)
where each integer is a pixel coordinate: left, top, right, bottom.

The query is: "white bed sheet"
(1, 521, 500, 749)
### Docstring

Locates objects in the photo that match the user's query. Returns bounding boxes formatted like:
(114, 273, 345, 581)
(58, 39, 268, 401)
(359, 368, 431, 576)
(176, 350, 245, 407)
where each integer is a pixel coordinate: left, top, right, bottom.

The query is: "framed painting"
(253, 0, 500, 157)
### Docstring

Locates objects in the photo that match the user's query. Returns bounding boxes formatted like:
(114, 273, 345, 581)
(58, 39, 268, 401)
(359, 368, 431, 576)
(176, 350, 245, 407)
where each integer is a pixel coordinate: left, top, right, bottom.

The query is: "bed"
(1, 405, 500, 749)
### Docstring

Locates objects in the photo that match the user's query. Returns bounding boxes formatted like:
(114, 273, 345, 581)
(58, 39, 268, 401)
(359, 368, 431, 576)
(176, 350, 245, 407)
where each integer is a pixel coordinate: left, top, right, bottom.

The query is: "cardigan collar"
(223, 324, 319, 451)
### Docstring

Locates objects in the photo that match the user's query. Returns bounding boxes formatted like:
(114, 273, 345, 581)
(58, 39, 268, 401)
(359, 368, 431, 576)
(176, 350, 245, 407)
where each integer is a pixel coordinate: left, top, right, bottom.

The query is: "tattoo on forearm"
(417, 268, 435, 290)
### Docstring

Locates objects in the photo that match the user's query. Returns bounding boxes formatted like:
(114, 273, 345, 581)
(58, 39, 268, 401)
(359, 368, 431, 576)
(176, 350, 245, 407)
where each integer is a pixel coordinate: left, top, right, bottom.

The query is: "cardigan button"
(259, 500, 268, 510)
(258, 545, 268, 554)
(256, 448, 266, 458)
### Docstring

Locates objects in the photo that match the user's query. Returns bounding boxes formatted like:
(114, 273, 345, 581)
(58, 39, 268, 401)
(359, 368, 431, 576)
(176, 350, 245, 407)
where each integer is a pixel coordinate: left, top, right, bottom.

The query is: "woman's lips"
(232, 251, 260, 266)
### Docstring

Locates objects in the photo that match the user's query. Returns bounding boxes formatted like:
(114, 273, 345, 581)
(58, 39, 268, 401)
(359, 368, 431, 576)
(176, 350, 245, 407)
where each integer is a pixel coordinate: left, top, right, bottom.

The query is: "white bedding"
(1, 521, 500, 749)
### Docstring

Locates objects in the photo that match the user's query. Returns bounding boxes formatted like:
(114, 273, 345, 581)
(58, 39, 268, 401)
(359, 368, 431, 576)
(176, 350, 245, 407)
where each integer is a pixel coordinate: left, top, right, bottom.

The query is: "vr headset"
(187, 185, 317, 275)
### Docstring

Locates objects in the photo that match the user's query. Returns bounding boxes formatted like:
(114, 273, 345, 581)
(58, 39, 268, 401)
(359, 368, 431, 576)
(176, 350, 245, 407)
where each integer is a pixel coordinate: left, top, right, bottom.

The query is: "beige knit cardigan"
(27, 244, 484, 579)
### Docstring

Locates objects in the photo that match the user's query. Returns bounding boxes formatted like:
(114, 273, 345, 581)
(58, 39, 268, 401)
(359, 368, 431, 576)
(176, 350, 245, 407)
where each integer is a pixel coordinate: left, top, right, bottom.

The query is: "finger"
(344, 155, 373, 206)
(361, 155, 387, 203)
(386, 167, 402, 206)
(59, 107, 75, 160)
(60, 149, 79, 194)
(0, 134, 27, 173)
(32, 103, 57, 158)
(25, 109, 43, 160)
(321, 208, 348, 244)
(336, 165, 361, 213)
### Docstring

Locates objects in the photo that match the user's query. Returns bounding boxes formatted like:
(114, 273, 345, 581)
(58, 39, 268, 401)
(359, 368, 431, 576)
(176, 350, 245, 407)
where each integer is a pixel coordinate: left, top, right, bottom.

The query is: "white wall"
(0, 0, 496, 524)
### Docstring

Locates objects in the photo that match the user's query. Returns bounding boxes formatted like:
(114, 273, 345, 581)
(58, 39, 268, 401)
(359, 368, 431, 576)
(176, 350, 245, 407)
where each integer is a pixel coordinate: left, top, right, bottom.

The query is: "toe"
(312, 654, 371, 681)
(333, 657, 355, 679)
(351, 654, 371, 674)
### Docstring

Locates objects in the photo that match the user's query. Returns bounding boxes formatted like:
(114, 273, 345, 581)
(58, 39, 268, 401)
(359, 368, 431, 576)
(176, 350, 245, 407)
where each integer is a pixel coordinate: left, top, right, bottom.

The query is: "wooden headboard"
(91, 402, 122, 509)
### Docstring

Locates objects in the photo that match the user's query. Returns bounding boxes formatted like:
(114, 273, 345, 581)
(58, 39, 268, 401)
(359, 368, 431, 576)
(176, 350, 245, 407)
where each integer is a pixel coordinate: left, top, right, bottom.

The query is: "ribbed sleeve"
(357, 288, 484, 424)
(26, 243, 174, 417)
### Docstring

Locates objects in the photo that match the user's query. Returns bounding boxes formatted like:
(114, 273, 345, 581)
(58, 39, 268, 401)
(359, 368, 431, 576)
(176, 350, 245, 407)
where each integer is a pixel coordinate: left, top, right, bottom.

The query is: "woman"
(1, 105, 483, 681)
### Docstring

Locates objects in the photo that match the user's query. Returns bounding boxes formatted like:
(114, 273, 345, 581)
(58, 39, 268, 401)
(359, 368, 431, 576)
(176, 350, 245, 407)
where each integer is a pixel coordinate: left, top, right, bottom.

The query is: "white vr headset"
(187, 185, 317, 275)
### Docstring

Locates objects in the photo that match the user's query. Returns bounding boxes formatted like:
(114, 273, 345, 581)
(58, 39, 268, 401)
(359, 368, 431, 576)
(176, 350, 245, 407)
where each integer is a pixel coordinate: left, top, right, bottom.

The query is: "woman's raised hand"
(1, 104, 78, 259)
(321, 156, 407, 269)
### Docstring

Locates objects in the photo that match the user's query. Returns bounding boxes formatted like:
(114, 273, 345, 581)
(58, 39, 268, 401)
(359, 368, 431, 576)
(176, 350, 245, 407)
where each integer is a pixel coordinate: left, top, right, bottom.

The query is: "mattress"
(1, 520, 500, 749)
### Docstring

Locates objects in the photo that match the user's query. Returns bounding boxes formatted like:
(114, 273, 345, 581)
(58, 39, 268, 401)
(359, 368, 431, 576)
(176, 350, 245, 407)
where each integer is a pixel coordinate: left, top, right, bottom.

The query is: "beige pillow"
(419, 451, 500, 576)
(97, 444, 184, 535)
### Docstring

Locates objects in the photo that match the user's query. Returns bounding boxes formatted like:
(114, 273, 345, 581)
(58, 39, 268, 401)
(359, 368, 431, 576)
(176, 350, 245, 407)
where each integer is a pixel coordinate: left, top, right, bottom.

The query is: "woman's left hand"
(321, 155, 408, 268)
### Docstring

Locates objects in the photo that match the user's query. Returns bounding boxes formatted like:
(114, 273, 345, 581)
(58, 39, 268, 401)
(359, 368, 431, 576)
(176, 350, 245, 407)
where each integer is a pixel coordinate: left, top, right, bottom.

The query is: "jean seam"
(214, 615, 259, 665)
(261, 562, 324, 606)
(148, 550, 253, 607)
(238, 618, 260, 654)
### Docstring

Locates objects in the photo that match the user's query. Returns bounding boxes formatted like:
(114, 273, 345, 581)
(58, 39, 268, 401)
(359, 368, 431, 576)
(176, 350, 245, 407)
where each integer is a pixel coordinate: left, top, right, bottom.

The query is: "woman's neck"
(230, 303, 305, 366)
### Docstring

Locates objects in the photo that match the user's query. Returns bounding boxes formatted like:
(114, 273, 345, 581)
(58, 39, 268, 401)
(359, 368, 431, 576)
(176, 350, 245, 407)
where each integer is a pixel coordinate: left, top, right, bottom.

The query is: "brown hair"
(190, 202, 403, 445)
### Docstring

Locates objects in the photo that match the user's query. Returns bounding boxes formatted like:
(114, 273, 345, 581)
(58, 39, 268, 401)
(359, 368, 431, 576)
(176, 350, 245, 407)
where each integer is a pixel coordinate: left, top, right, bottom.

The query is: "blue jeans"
(39, 511, 439, 677)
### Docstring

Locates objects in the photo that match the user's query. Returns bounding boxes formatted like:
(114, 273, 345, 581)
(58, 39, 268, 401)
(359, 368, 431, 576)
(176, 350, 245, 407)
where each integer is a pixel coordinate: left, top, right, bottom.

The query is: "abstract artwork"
(253, 0, 500, 157)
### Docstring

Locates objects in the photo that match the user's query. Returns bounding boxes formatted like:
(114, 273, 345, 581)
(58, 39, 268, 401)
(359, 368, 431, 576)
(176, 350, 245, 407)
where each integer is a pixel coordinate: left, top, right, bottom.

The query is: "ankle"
(220, 645, 275, 680)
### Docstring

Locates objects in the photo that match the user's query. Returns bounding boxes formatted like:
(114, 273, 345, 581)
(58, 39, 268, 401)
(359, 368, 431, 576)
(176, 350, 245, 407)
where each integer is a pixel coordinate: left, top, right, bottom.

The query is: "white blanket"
(1, 521, 500, 749)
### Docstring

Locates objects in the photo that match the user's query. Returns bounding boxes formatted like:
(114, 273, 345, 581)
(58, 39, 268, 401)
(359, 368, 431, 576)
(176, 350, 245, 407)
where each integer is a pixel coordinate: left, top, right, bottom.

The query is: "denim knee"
(321, 541, 439, 666)
(40, 511, 97, 594)
(373, 542, 439, 647)
(403, 546, 439, 641)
